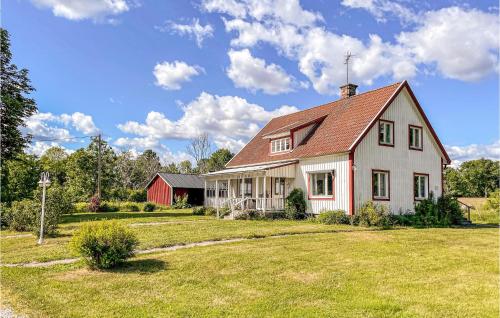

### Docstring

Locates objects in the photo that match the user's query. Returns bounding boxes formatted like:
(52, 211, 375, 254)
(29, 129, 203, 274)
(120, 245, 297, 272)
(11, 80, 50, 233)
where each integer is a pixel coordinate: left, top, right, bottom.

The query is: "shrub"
(234, 209, 264, 220)
(6, 200, 38, 232)
(143, 202, 156, 212)
(357, 201, 393, 228)
(128, 189, 147, 202)
(485, 189, 500, 210)
(121, 202, 140, 212)
(88, 196, 100, 212)
(219, 206, 231, 218)
(414, 194, 463, 227)
(70, 221, 139, 269)
(285, 188, 307, 220)
(317, 210, 349, 225)
(98, 201, 120, 212)
(192, 206, 206, 215)
(74, 202, 89, 213)
(172, 194, 191, 209)
(204, 207, 217, 216)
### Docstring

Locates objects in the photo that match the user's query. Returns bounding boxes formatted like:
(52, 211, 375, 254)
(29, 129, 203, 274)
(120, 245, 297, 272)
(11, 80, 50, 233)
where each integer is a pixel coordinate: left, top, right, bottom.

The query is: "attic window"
(271, 137, 291, 153)
(379, 120, 394, 146)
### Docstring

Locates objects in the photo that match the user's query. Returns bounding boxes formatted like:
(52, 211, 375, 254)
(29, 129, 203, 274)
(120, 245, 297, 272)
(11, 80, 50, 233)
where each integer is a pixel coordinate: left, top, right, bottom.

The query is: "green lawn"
(459, 197, 500, 225)
(1, 210, 499, 317)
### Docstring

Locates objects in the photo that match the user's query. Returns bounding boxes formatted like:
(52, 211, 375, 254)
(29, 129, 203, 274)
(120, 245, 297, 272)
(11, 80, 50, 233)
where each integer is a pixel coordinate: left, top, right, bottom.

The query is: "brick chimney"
(340, 83, 358, 99)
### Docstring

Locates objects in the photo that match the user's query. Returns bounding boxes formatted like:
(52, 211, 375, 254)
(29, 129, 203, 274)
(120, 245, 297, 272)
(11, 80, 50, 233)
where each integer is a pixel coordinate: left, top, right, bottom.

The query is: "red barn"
(146, 173, 205, 206)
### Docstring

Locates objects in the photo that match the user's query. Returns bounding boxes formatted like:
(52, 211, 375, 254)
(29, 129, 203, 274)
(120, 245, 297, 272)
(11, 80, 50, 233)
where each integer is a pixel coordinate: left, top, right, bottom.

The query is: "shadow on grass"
(107, 259, 168, 274)
(61, 212, 196, 224)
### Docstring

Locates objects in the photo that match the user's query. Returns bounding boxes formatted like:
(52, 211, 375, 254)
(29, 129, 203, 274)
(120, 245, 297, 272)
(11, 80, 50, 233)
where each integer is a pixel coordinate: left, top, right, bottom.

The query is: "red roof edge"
(349, 80, 451, 164)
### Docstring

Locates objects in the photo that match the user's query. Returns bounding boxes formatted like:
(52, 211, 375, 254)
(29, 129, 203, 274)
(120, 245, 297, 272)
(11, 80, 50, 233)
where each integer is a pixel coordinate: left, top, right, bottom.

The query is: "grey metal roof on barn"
(154, 173, 204, 189)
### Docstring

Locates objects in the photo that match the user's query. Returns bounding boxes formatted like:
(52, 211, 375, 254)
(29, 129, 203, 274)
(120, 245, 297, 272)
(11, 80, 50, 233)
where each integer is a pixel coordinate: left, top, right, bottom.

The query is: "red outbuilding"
(146, 173, 205, 206)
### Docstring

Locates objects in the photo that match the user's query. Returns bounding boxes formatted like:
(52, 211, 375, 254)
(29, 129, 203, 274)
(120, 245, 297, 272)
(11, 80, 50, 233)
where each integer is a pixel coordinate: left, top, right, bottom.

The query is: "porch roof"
(203, 160, 297, 177)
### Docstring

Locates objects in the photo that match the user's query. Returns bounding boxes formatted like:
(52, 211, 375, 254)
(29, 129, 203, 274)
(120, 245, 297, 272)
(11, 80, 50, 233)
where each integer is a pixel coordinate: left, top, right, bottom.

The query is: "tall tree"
(207, 148, 233, 172)
(0, 28, 37, 160)
(132, 149, 161, 188)
(115, 150, 135, 190)
(1, 153, 40, 203)
(187, 133, 211, 173)
(444, 158, 499, 197)
(178, 160, 193, 174)
(39, 147, 68, 186)
(163, 162, 180, 174)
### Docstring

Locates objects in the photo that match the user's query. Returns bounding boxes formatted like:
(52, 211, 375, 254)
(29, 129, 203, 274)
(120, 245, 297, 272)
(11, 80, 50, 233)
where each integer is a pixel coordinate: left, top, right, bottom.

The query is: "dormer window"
(271, 137, 291, 154)
(378, 120, 394, 147)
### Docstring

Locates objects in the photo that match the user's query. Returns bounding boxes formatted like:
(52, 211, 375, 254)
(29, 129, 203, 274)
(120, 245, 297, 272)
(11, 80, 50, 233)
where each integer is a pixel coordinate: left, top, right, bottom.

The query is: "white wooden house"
(204, 81, 450, 215)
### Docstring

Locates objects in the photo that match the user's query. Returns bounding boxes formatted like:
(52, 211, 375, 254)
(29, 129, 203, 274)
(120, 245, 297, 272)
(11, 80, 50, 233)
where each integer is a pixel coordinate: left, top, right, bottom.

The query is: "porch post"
(215, 179, 219, 218)
(263, 176, 267, 213)
(227, 178, 231, 198)
(256, 176, 260, 209)
(204, 179, 207, 207)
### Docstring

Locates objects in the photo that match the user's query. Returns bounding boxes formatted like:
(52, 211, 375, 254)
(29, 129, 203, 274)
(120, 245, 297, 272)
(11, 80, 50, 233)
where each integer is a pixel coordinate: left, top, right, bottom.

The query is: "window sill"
(308, 195, 335, 200)
(378, 143, 394, 147)
(373, 197, 390, 201)
(409, 146, 423, 151)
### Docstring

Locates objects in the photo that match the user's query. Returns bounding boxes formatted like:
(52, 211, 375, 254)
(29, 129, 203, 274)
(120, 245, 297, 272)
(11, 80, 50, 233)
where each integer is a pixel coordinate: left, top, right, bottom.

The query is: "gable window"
(378, 120, 394, 146)
(271, 137, 291, 153)
(414, 173, 429, 200)
(309, 171, 334, 198)
(372, 170, 390, 200)
(409, 125, 423, 150)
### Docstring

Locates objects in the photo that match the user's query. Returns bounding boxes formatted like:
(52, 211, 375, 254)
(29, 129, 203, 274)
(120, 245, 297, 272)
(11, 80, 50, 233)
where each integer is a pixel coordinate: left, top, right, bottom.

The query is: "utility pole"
(38, 172, 51, 245)
(97, 133, 102, 199)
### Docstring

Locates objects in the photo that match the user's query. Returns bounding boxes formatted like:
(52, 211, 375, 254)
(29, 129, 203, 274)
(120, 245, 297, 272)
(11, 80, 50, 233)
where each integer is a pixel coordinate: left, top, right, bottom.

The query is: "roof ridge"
(270, 81, 402, 120)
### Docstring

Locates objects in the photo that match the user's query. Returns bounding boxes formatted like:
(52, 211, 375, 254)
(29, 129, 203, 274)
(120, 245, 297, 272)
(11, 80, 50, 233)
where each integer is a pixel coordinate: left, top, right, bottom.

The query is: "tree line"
(444, 158, 499, 198)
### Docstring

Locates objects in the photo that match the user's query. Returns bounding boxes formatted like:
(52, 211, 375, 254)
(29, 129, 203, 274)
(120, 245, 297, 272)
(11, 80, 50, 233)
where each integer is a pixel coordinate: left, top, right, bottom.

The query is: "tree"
(1, 153, 40, 203)
(187, 133, 211, 173)
(115, 150, 135, 190)
(0, 28, 37, 160)
(444, 159, 499, 197)
(132, 150, 161, 188)
(163, 162, 180, 174)
(207, 148, 233, 172)
(39, 147, 68, 185)
(178, 160, 193, 174)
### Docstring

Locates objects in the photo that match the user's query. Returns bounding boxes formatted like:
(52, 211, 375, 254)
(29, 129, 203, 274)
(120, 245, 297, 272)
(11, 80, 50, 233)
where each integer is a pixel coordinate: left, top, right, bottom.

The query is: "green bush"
(143, 202, 156, 212)
(74, 202, 89, 213)
(121, 202, 140, 212)
(5, 200, 37, 232)
(192, 206, 206, 215)
(357, 201, 393, 228)
(317, 210, 349, 225)
(128, 189, 147, 202)
(414, 194, 463, 227)
(70, 221, 139, 269)
(219, 206, 231, 218)
(234, 209, 264, 220)
(172, 194, 191, 209)
(98, 201, 120, 212)
(285, 188, 307, 219)
(204, 207, 217, 216)
(486, 190, 500, 210)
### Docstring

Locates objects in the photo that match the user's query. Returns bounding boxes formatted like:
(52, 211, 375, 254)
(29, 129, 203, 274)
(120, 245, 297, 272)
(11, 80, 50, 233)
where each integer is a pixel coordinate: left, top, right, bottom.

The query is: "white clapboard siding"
(293, 124, 315, 148)
(294, 153, 350, 214)
(354, 87, 443, 213)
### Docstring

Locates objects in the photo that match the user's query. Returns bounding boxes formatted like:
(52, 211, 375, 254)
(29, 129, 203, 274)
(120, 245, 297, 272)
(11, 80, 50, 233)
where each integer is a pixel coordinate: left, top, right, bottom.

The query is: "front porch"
(203, 161, 297, 214)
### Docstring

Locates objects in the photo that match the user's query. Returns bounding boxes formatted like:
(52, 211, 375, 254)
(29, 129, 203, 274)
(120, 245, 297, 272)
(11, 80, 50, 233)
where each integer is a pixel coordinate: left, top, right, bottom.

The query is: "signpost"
(38, 172, 51, 245)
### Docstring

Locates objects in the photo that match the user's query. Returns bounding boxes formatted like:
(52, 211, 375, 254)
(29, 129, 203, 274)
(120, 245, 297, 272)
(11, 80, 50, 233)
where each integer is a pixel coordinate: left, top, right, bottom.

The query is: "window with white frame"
(379, 120, 394, 146)
(309, 172, 334, 197)
(218, 181, 228, 198)
(240, 178, 252, 197)
(206, 183, 216, 198)
(409, 125, 423, 150)
(274, 177, 285, 195)
(414, 174, 429, 200)
(372, 170, 390, 200)
(271, 137, 291, 153)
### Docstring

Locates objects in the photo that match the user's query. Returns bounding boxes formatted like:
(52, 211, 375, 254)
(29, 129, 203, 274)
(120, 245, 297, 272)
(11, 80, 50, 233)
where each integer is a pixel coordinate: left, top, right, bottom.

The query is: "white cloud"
(60, 112, 99, 135)
(341, 0, 418, 24)
(117, 92, 298, 153)
(397, 7, 499, 81)
(446, 141, 500, 167)
(227, 49, 300, 94)
(161, 19, 214, 47)
(202, 0, 247, 18)
(207, 1, 499, 94)
(114, 136, 192, 164)
(153, 61, 204, 90)
(26, 141, 74, 157)
(31, 0, 132, 21)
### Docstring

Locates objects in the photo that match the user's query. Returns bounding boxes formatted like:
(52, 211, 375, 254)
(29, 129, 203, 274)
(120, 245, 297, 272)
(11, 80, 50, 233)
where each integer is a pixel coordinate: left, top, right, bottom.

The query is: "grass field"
(459, 197, 499, 224)
(1, 209, 499, 317)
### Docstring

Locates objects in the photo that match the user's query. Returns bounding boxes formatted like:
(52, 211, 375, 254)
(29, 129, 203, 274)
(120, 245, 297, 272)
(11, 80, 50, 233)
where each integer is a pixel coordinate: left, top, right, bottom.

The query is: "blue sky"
(4, 0, 499, 166)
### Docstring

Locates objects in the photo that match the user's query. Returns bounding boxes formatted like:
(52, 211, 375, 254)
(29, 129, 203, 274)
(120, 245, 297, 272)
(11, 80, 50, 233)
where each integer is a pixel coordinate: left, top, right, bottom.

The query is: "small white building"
(204, 81, 450, 215)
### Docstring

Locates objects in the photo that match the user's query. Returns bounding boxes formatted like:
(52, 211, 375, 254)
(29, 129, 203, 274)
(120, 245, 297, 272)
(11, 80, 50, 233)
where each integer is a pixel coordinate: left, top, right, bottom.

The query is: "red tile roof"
(226, 81, 450, 167)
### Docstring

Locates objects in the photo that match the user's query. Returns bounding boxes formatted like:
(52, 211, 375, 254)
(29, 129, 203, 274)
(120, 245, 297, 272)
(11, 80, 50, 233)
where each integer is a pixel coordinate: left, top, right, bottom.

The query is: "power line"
(30, 135, 94, 142)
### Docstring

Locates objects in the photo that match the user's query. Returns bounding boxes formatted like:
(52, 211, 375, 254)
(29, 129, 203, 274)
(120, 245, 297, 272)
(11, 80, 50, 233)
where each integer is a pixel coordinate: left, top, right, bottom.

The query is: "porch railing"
(206, 197, 285, 211)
